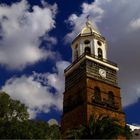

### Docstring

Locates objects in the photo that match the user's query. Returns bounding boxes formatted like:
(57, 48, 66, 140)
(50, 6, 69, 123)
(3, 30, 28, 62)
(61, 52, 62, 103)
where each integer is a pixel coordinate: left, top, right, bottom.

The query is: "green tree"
(48, 124, 62, 139)
(0, 92, 30, 139)
(123, 124, 132, 139)
(24, 120, 62, 139)
(0, 92, 29, 121)
(0, 92, 62, 139)
(67, 114, 132, 139)
(0, 92, 29, 139)
(28, 120, 50, 139)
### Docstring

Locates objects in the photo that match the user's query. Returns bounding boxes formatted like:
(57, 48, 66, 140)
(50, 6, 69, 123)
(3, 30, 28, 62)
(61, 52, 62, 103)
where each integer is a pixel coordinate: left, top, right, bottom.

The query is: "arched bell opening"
(85, 47, 91, 55)
(74, 44, 78, 60)
(98, 48, 103, 59)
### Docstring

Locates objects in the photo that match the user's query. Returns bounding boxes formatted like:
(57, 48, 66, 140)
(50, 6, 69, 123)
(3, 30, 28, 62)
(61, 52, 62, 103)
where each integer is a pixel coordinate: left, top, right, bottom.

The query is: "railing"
(64, 53, 117, 73)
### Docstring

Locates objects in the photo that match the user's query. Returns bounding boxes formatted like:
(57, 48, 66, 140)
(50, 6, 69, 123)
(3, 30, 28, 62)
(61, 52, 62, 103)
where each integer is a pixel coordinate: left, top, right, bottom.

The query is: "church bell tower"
(61, 20, 125, 132)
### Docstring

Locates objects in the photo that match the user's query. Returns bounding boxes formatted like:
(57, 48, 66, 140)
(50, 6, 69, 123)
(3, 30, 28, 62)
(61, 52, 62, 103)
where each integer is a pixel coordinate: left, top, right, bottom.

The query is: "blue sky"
(0, 0, 140, 125)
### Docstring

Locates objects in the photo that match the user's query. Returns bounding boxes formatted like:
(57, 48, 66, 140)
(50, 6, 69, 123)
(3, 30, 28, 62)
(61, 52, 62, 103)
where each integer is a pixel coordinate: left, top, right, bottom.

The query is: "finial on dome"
(86, 15, 93, 28)
(86, 15, 90, 21)
(80, 15, 101, 35)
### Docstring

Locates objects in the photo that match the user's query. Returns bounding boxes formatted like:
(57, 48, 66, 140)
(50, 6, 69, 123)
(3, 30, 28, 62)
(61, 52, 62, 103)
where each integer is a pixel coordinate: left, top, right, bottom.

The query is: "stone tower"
(61, 20, 125, 132)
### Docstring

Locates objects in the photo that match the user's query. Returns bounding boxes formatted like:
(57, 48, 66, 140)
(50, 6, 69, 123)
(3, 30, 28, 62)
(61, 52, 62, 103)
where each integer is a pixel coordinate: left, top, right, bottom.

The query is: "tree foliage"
(0, 92, 29, 138)
(0, 92, 62, 139)
(67, 114, 132, 139)
(27, 120, 61, 139)
(0, 92, 29, 121)
(123, 124, 132, 139)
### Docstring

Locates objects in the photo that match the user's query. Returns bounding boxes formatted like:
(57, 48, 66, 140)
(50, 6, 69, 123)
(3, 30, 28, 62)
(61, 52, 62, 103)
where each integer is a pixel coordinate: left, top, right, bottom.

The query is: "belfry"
(61, 20, 125, 132)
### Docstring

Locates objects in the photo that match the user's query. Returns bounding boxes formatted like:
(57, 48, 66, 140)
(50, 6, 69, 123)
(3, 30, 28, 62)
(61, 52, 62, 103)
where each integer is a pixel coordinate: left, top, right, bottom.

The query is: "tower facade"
(61, 20, 125, 132)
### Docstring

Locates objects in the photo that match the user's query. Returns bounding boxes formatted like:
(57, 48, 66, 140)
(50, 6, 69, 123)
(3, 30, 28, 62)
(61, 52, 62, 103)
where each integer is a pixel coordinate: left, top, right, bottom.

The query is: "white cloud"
(66, 0, 140, 108)
(65, 0, 105, 43)
(0, 0, 57, 70)
(129, 18, 140, 31)
(2, 60, 70, 118)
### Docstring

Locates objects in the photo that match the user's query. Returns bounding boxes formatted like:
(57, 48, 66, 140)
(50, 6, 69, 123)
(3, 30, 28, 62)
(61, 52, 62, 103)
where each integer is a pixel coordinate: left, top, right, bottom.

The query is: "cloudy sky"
(0, 0, 140, 125)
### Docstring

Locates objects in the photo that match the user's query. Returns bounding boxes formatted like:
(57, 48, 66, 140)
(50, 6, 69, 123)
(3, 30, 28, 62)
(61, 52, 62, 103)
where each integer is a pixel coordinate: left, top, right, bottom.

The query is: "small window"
(85, 47, 91, 55)
(135, 133, 139, 136)
(84, 40, 90, 44)
(97, 41, 102, 46)
(98, 48, 103, 59)
(108, 91, 115, 105)
(75, 44, 78, 49)
(94, 87, 101, 101)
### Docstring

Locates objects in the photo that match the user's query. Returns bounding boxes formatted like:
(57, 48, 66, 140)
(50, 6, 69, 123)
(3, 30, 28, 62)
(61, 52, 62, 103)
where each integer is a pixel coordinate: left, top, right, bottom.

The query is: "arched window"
(85, 47, 91, 55)
(97, 40, 102, 46)
(84, 40, 91, 55)
(75, 44, 78, 60)
(75, 50, 78, 59)
(84, 40, 90, 45)
(98, 48, 103, 59)
(94, 87, 101, 101)
(108, 91, 115, 106)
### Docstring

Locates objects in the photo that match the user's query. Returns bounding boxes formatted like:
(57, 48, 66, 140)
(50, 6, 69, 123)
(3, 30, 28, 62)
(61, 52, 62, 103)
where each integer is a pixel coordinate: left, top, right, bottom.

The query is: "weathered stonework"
(61, 20, 126, 139)
(61, 71, 126, 131)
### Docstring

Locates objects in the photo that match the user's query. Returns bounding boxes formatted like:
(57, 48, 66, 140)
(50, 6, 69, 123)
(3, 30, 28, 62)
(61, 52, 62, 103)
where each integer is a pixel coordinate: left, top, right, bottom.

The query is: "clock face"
(99, 69, 106, 78)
